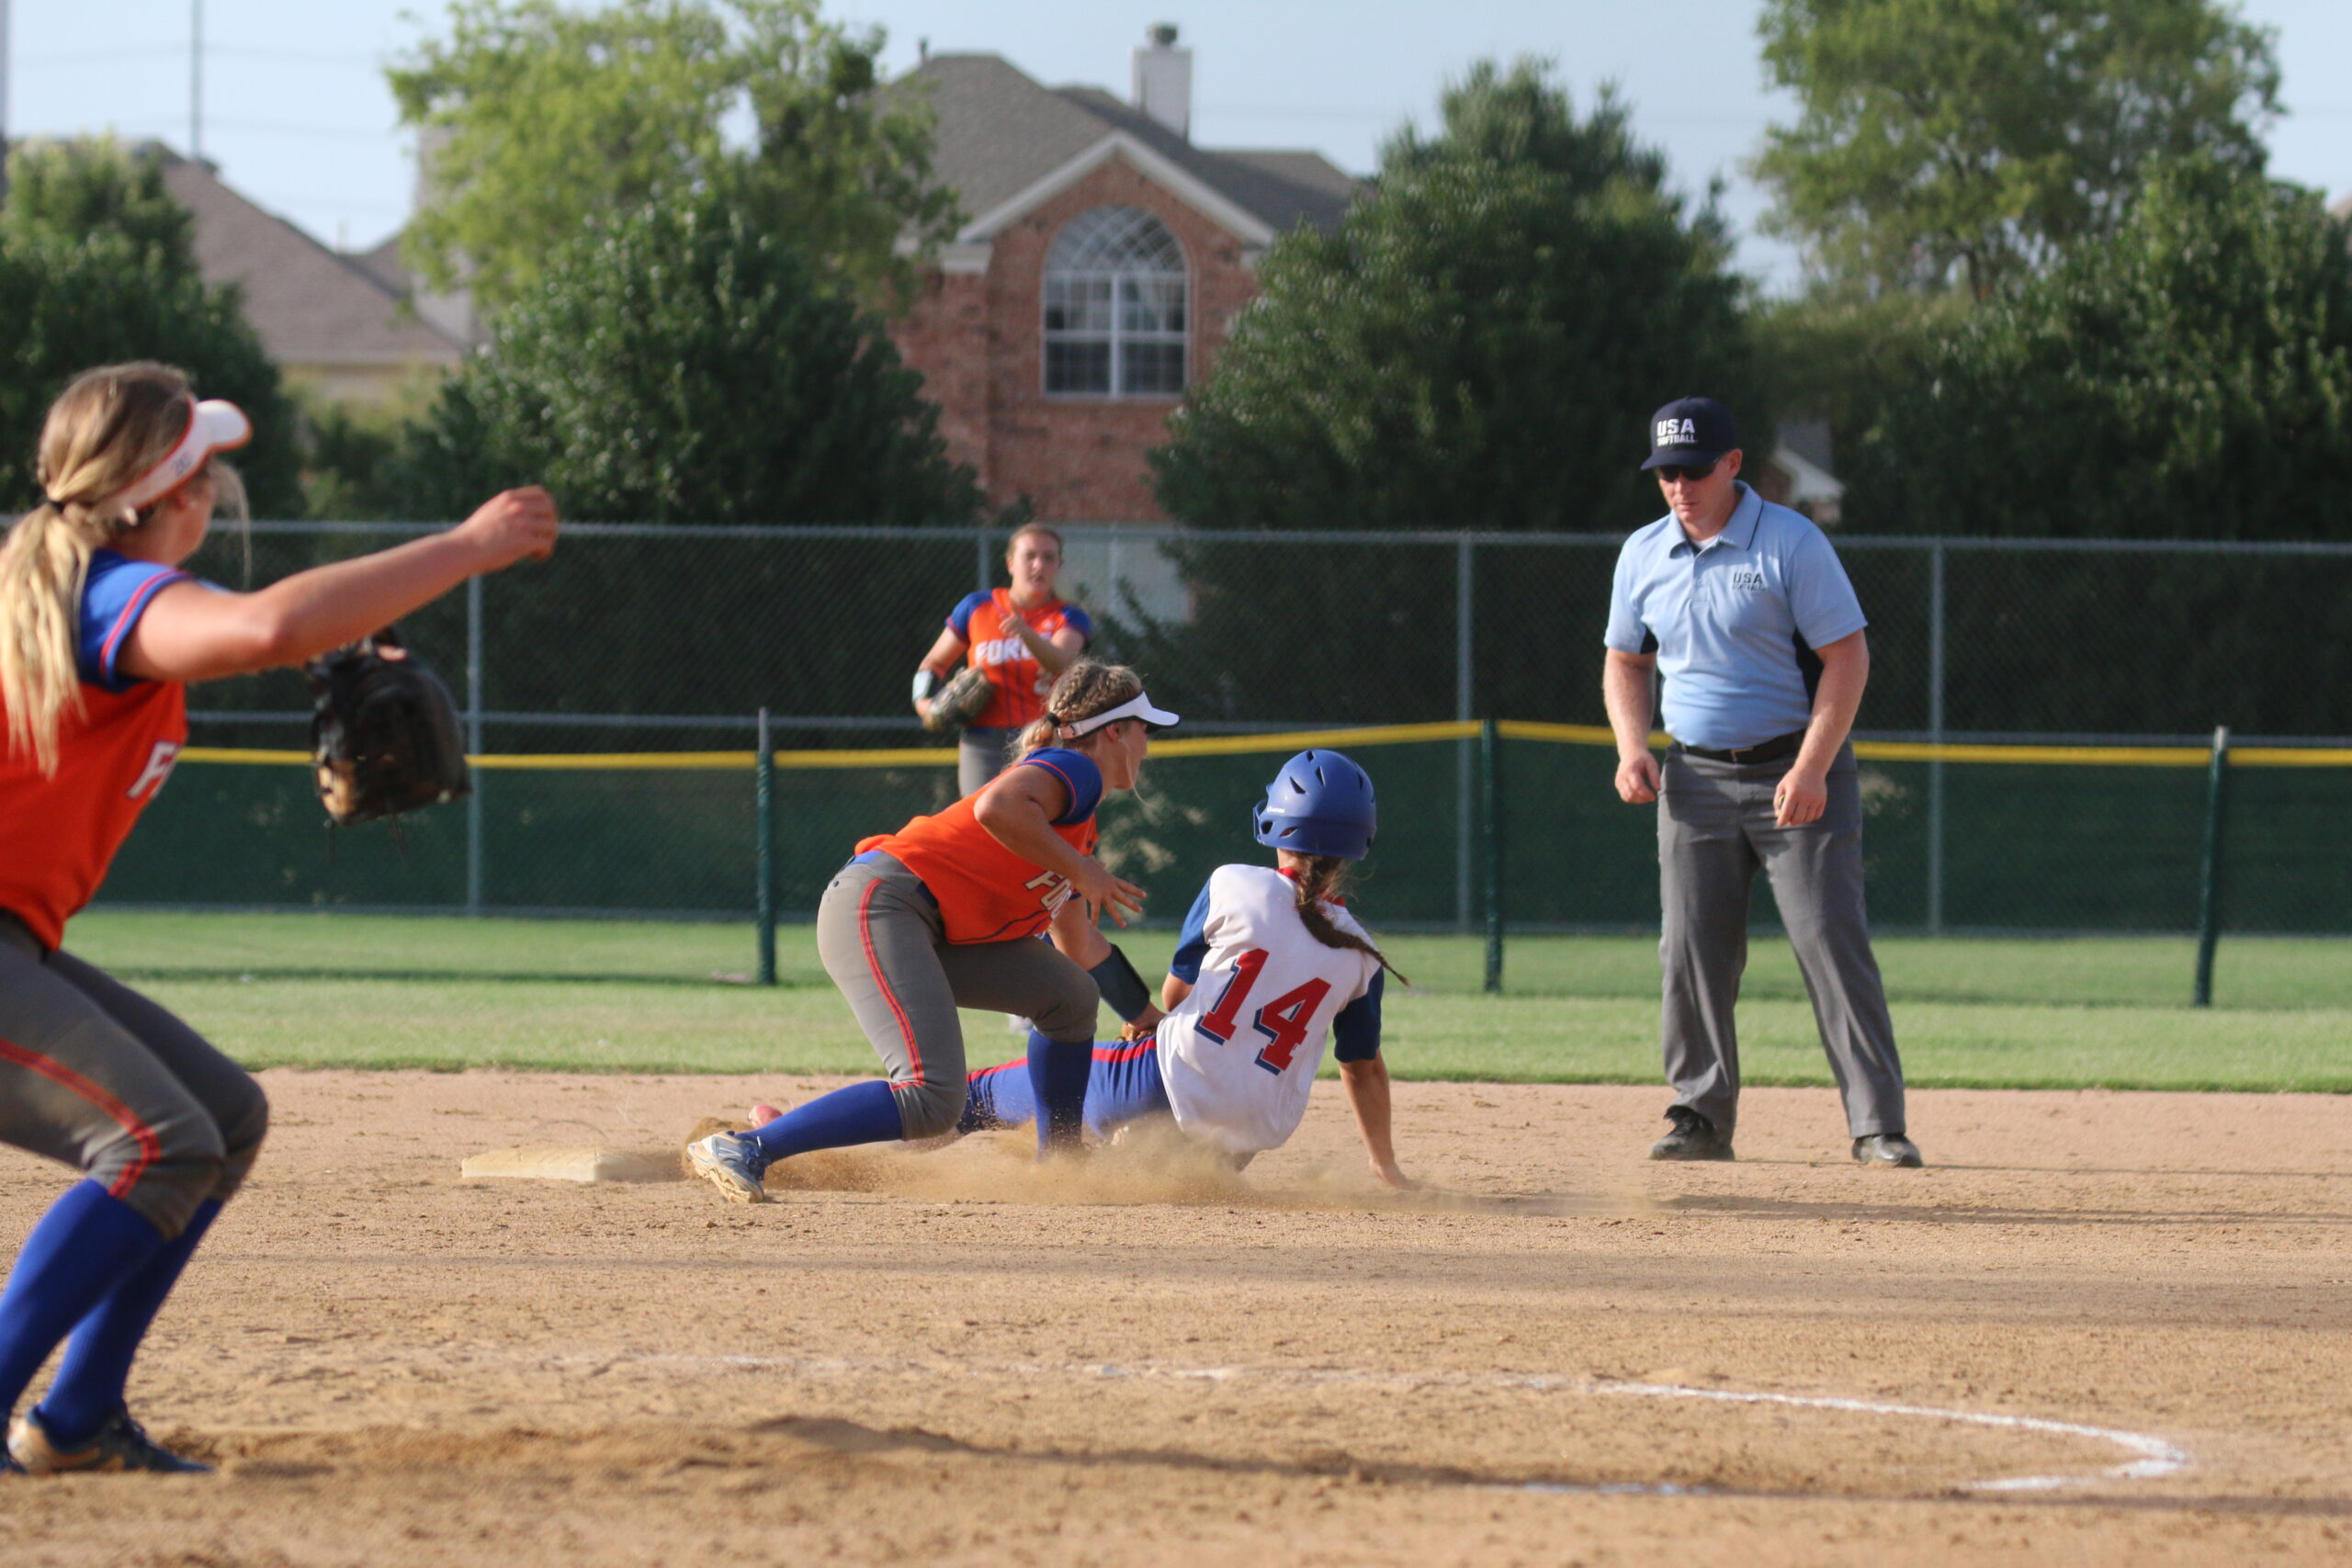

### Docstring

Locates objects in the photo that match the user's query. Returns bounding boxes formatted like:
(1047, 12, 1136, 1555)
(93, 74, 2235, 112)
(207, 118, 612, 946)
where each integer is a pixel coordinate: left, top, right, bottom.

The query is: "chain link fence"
(119, 522, 2352, 948)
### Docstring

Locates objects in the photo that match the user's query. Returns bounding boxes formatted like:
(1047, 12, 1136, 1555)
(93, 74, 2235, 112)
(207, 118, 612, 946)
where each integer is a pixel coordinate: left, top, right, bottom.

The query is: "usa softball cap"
(98, 397, 252, 513)
(1062, 692, 1180, 737)
(1640, 396, 1737, 471)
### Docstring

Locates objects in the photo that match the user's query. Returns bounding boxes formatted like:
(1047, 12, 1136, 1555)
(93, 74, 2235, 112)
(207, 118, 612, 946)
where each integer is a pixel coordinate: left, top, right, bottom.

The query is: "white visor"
(1062, 692, 1180, 738)
(106, 398, 253, 513)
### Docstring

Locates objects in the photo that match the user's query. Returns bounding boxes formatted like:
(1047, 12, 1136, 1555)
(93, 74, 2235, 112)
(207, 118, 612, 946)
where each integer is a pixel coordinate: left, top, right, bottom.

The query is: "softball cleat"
(8, 1405, 210, 1474)
(685, 1131, 771, 1203)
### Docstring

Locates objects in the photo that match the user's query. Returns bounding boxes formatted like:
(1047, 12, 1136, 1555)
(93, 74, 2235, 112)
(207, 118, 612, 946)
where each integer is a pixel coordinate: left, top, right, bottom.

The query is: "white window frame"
(1041, 206, 1189, 400)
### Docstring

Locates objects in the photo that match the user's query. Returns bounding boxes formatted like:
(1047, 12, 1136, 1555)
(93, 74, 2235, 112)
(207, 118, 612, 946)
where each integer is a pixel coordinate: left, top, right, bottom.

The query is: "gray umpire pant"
(814, 854, 1099, 1141)
(1657, 742, 1905, 1141)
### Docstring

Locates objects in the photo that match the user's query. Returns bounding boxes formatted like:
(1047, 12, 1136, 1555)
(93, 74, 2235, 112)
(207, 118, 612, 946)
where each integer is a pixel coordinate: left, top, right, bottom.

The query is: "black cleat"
(1852, 1133, 1925, 1168)
(1648, 1106, 1735, 1162)
(7, 1405, 211, 1475)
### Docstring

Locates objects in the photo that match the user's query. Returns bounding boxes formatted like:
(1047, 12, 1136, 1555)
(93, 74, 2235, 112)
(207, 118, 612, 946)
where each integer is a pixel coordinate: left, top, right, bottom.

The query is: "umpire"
(1601, 397, 1920, 1168)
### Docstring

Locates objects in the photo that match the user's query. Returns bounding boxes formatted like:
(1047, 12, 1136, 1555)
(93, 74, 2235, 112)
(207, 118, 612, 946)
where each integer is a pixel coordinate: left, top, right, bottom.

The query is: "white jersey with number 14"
(1156, 863, 1385, 1156)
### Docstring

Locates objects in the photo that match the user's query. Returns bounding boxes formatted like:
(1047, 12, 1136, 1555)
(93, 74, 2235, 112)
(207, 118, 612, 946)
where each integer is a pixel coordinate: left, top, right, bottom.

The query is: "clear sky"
(7, 0, 2347, 289)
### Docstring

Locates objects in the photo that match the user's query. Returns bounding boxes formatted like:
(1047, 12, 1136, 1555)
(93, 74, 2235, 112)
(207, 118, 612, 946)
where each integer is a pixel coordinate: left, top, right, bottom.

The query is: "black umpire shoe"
(1648, 1106, 1734, 1161)
(1851, 1134, 1925, 1168)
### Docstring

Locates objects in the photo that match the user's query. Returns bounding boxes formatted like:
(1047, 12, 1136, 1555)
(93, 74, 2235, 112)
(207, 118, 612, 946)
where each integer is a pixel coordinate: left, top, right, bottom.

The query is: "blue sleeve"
(1603, 534, 1650, 654)
(78, 553, 192, 691)
(1331, 969, 1385, 1063)
(1785, 526, 1868, 648)
(1168, 875, 1218, 984)
(1060, 605, 1093, 644)
(947, 591, 990, 640)
(1018, 747, 1103, 825)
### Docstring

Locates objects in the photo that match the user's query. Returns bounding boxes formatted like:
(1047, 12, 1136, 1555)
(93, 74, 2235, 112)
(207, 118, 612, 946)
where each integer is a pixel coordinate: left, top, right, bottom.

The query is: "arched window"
(1042, 206, 1188, 397)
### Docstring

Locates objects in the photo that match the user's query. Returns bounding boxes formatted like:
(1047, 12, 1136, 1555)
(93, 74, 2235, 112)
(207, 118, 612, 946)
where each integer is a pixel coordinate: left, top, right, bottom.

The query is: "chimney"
(1131, 23, 1192, 141)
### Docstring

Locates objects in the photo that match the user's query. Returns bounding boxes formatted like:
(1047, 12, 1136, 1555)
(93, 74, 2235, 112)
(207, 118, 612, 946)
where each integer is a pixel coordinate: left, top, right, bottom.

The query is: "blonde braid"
(1289, 854, 1410, 987)
(1015, 659, 1146, 758)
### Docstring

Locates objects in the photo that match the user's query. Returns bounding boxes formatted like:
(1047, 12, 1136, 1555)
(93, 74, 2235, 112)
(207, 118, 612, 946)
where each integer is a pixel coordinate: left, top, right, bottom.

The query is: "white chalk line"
(552, 1351, 2188, 1495)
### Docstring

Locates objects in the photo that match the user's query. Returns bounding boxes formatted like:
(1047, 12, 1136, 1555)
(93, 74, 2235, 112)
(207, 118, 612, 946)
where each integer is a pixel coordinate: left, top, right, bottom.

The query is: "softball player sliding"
(958, 750, 1415, 1190)
(687, 660, 1178, 1204)
(0, 362, 557, 1475)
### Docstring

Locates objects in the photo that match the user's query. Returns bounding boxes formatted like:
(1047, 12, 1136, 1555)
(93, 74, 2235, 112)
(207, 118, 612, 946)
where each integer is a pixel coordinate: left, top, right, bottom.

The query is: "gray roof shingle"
(890, 53, 1358, 242)
(159, 152, 464, 369)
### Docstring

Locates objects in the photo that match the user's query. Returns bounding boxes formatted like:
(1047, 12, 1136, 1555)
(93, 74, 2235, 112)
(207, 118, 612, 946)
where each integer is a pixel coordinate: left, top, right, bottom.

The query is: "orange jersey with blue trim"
(0, 552, 195, 950)
(855, 748, 1103, 943)
(947, 590, 1092, 730)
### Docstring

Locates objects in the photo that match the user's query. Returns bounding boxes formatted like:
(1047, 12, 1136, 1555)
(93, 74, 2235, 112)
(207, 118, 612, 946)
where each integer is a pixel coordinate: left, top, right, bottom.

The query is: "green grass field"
(62, 910, 2352, 1092)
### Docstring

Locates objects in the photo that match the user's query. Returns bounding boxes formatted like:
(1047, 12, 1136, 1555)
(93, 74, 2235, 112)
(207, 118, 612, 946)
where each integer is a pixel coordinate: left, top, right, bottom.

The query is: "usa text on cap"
(1640, 396, 1737, 471)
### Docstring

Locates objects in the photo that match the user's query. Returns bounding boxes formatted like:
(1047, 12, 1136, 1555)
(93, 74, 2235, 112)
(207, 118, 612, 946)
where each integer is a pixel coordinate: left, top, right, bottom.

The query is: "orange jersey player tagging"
(0, 361, 557, 1479)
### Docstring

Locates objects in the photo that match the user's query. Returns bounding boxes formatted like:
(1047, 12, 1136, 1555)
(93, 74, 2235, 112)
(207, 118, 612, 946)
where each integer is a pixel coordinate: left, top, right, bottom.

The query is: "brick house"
(886, 30, 1357, 522)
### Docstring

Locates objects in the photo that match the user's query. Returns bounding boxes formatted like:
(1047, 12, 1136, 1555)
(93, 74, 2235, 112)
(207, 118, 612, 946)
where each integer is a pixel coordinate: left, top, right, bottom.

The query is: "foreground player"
(959, 750, 1414, 1190)
(687, 661, 1176, 1202)
(0, 362, 557, 1474)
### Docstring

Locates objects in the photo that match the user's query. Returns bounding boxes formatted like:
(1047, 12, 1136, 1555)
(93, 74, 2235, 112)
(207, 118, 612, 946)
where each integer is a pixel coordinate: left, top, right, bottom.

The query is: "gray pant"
(958, 728, 1014, 797)
(815, 855, 1099, 1140)
(1657, 743, 1905, 1141)
(0, 914, 268, 1238)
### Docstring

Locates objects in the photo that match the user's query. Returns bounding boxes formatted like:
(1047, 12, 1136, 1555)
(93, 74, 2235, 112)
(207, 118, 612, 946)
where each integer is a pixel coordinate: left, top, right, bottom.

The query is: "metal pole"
(2192, 725, 2230, 1008)
(755, 707, 776, 986)
(1454, 536, 1473, 932)
(190, 0, 202, 160)
(0, 0, 13, 203)
(974, 525, 990, 593)
(1481, 717, 1502, 994)
(1927, 540, 1946, 935)
(464, 574, 484, 914)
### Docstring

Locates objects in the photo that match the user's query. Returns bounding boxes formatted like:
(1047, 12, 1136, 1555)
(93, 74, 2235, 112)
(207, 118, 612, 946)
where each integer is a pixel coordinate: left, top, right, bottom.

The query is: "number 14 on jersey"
(1193, 948, 1330, 1075)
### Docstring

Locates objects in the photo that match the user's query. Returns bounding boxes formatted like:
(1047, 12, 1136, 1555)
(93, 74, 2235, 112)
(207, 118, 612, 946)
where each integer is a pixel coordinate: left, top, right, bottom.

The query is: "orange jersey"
(855, 748, 1102, 943)
(947, 590, 1093, 730)
(0, 554, 193, 950)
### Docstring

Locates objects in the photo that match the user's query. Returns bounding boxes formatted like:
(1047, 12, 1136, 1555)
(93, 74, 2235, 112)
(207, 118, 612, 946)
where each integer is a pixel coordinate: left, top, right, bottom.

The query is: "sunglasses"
(1653, 459, 1719, 483)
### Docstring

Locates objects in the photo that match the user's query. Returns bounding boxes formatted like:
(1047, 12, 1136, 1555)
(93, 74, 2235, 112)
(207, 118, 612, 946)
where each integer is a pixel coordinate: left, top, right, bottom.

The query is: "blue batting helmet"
(1251, 749, 1377, 861)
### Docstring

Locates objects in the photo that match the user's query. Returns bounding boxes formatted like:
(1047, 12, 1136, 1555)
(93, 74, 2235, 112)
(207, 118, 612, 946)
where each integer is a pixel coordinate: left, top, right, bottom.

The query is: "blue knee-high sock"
(1027, 1030, 1092, 1155)
(36, 1198, 220, 1447)
(0, 1181, 166, 1419)
(744, 1079, 904, 1168)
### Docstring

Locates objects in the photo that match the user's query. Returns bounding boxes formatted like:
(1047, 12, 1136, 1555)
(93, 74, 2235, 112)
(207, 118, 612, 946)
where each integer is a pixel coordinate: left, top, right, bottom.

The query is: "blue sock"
(0, 1181, 166, 1419)
(36, 1199, 220, 1448)
(1027, 1030, 1092, 1155)
(744, 1079, 904, 1168)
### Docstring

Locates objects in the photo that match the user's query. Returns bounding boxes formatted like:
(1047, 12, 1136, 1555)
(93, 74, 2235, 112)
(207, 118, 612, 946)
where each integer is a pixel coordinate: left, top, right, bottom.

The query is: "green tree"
(1151, 61, 1764, 533)
(389, 0, 956, 312)
(397, 192, 985, 525)
(0, 140, 301, 518)
(1842, 162, 2352, 736)
(1755, 0, 2279, 299)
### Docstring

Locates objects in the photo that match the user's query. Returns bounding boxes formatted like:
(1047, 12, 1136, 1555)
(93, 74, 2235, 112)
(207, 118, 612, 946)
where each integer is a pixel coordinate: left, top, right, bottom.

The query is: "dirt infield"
(5, 1071, 2349, 1565)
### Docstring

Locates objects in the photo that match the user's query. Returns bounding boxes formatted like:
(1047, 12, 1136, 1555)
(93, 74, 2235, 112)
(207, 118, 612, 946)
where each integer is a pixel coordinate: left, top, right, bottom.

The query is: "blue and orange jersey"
(855, 747, 1104, 943)
(0, 550, 198, 950)
(947, 590, 1092, 731)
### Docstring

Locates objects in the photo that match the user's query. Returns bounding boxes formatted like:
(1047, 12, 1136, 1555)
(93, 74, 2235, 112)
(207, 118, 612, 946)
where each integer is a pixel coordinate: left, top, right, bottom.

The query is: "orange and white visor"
(105, 397, 252, 513)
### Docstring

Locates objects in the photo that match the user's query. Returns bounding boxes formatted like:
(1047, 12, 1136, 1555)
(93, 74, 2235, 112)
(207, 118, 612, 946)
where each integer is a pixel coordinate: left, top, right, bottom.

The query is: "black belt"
(1673, 728, 1807, 765)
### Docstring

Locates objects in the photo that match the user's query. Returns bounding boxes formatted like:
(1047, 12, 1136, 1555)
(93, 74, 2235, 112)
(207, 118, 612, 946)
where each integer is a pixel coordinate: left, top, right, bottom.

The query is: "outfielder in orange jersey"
(687, 661, 1178, 1204)
(0, 362, 556, 1476)
(911, 524, 1093, 795)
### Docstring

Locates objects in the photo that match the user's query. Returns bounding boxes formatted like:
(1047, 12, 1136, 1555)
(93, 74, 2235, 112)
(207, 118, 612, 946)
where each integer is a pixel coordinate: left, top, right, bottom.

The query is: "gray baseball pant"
(815, 855, 1099, 1140)
(1657, 742, 1905, 1141)
(0, 913, 268, 1240)
(958, 728, 1014, 797)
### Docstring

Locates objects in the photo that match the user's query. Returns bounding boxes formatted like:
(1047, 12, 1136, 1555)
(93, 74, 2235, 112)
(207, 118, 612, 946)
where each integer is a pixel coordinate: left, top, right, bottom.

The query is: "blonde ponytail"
(0, 363, 203, 773)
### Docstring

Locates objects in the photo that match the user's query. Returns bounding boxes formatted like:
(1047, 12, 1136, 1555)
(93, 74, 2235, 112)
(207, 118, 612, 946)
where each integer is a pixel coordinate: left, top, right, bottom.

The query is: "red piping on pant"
(859, 879, 925, 1086)
(0, 1036, 162, 1199)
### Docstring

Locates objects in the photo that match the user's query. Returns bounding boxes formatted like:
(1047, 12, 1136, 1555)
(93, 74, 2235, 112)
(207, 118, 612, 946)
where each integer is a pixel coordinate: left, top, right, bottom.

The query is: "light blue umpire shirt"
(1604, 482, 1870, 752)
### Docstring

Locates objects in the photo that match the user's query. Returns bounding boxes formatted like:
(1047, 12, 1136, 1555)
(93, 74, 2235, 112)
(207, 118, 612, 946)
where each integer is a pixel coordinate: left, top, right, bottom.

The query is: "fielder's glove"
(923, 665, 995, 734)
(305, 626, 471, 826)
